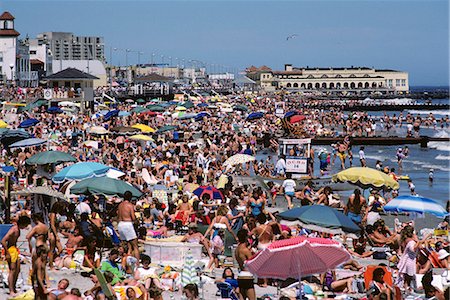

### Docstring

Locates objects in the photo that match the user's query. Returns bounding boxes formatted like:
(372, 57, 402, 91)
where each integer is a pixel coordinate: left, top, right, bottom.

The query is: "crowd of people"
(0, 90, 449, 300)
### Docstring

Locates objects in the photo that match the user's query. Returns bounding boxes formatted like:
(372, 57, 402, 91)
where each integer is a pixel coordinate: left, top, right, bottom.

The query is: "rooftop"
(135, 73, 172, 82)
(45, 68, 99, 80)
(0, 11, 15, 20)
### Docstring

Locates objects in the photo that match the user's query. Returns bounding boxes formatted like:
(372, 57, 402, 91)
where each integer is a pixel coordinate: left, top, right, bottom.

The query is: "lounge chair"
(216, 282, 239, 300)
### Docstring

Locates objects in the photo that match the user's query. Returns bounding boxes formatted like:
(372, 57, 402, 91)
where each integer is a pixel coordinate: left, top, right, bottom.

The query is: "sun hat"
(438, 249, 450, 260)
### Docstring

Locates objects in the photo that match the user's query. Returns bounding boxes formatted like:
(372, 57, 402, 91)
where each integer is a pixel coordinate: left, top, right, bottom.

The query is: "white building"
(0, 11, 20, 82)
(249, 64, 409, 94)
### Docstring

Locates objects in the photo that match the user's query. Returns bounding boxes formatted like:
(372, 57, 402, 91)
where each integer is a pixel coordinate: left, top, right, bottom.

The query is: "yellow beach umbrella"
(129, 134, 154, 142)
(332, 167, 399, 190)
(0, 120, 8, 128)
(132, 124, 155, 133)
(175, 106, 186, 111)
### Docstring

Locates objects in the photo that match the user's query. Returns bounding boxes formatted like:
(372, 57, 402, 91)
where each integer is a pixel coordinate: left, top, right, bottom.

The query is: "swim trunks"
(117, 221, 137, 241)
(8, 246, 19, 263)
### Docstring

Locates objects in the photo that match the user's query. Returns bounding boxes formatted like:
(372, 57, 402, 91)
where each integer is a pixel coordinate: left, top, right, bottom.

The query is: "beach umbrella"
(129, 134, 154, 142)
(223, 153, 255, 167)
(26, 150, 76, 165)
(178, 113, 197, 120)
(156, 125, 176, 133)
(181, 249, 200, 286)
(11, 186, 66, 202)
(125, 99, 134, 103)
(194, 112, 210, 121)
(181, 101, 194, 109)
(131, 106, 147, 113)
(59, 101, 78, 107)
(118, 111, 131, 117)
(10, 138, 46, 148)
(175, 106, 187, 111)
(233, 104, 248, 112)
(146, 105, 165, 112)
(47, 106, 63, 114)
(104, 109, 120, 121)
(289, 115, 306, 124)
(71, 177, 143, 199)
(0, 120, 8, 128)
(332, 167, 399, 190)
(0, 129, 31, 146)
(139, 110, 158, 116)
(19, 118, 40, 128)
(172, 111, 186, 119)
(52, 162, 110, 183)
(132, 124, 155, 133)
(106, 168, 126, 179)
(136, 98, 146, 104)
(246, 112, 264, 121)
(193, 186, 224, 200)
(284, 110, 301, 118)
(110, 126, 140, 135)
(278, 205, 360, 235)
(89, 126, 109, 135)
(383, 195, 448, 217)
(197, 103, 208, 108)
(245, 236, 350, 279)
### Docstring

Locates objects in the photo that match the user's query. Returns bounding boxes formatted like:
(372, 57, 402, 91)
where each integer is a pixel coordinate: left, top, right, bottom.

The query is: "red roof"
(0, 12, 15, 20)
(0, 29, 20, 37)
(30, 59, 44, 65)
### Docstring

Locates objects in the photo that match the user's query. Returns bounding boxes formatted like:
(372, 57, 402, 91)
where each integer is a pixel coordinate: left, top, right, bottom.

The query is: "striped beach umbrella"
(383, 195, 448, 217)
(246, 236, 350, 279)
(193, 186, 224, 200)
(181, 249, 200, 286)
(223, 153, 255, 167)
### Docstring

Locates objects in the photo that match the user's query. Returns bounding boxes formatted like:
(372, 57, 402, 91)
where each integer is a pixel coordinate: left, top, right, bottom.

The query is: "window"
(388, 79, 393, 87)
(29, 50, 37, 55)
(0, 52, 3, 62)
(401, 79, 406, 86)
(396, 79, 401, 86)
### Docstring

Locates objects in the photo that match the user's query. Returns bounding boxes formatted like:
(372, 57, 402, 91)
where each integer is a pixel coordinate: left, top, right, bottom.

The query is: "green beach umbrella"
(233, 104, 248, 112)
(26, 150, 77, 165)
(71, 177, 143, 199)
(156, 125, 177, 133)
(181, 249, 200, 286)
(146, 105, 165, 112)
(131, 106, 147, 113)
(136, 98, 146, 104)
(180, 101, 194, 109)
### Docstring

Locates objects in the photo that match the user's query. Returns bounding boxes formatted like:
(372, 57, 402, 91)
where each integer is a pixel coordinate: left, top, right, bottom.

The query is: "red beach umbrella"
(289, 115, 306, 124)
(245, 236, 350, 279)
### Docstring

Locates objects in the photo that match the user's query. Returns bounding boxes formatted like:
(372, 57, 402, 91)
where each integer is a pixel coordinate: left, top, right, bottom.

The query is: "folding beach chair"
(94, 268, 118, 300)
(364, 265, 401, 300)
(216, 282, 239, 300)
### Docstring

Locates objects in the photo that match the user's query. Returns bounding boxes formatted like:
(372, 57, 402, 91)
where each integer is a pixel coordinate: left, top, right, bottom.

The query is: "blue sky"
(2, 0, 449, 86)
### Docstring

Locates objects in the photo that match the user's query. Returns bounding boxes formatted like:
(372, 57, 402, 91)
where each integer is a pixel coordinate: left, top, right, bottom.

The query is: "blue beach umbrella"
(278, 205, 360, 235)
(193, 185, 224, 200)
(284, 110, 300, 118)
(383, 195, 448, 217)
(197, 103, 208, 108)
(104, 109, 120, 121)
(52, 162, 110, 183)
(0, 129, 31, 146)
(194, 112, 210, 121)
(19, 118, 40, 128)
(9, 138, 46, 148)
(118, 111, 131, 117)
(246, 112, 264, 121)
(47, 107, 63, 114)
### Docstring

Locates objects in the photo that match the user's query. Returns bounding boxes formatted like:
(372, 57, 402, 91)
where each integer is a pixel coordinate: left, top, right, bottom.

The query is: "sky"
(1, 0, 449, 86)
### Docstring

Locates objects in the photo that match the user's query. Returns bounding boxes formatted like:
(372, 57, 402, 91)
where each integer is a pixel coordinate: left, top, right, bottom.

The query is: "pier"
(311, 136, 450, 148)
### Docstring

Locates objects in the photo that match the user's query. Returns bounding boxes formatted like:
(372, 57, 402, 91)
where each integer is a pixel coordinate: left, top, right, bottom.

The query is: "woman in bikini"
(26, 213, 49, 256)
(204, 205, 238, 243)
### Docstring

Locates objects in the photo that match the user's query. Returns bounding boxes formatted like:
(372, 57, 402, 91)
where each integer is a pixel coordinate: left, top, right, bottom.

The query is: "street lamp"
(151, 53, 155, 65)
(109, 47, 118, 87)
(125, 49, 131, 67)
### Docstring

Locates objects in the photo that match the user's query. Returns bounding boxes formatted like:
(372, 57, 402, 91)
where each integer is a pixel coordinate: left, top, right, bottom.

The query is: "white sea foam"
(428, 131, 450, 152)
(408, 110, 450, 116)
(435, 154, 450, 160)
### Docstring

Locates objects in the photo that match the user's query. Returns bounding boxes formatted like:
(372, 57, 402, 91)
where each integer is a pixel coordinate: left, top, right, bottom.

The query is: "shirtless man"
(1, 215, 31, 296)
(337, 141, 348, 170)
(32, 245, 49, 300)
(235, 229, 256, 300)
(251, 213, 273, 250)
(117, 191, 139, 259)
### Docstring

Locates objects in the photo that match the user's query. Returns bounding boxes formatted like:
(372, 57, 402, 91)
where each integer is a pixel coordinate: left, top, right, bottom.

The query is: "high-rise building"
(36, 32, 105, 61)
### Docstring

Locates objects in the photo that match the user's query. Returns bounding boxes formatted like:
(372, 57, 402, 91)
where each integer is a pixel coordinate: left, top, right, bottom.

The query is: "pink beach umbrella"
(245, 236, 350, 279)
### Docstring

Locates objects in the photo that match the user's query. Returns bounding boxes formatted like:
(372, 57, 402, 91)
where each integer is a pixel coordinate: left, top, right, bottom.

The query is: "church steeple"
(0, 11, 20, 37)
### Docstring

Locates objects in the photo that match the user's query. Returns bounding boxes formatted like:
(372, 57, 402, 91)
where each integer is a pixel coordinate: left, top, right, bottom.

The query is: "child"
(429, 169, 434, 184)
(207, 229, 225, 270)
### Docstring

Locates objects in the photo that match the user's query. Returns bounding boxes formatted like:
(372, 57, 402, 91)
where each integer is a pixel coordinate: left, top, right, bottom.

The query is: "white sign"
(285, 156, 308, 173)
(279, 138, 312, 145)
(43, 89, 53, 100)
